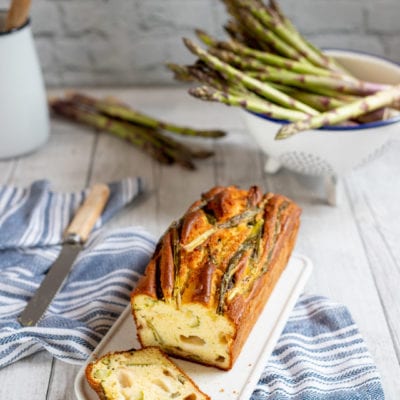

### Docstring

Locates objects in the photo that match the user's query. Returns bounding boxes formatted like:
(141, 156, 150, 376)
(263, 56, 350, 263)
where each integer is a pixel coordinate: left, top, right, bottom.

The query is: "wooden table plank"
(2, 120, 96, 190)
(345, 142, 400, 397)
(154, 151, 216, 234)
(89, 131, 159, 235)
(215, 129, 265, 189)
(0, 159, 17, 184)
(0, 352, 54, 400)
(46, 361, 82, 400)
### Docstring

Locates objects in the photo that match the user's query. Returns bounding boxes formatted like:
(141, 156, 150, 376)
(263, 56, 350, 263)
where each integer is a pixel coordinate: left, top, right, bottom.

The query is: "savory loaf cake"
(131, 185, 301, 370)
(85, 347, 210, 400)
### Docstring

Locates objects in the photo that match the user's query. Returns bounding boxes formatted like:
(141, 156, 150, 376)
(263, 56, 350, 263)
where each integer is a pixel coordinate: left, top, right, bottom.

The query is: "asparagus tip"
(64, 90, 83, 102)
(165, 63, 193, 82)
(274, 127, 294, 140)
(191, 150, 215, 159)
(47, 96, 58, 106)
(188, 86, 216, 101)
(195, 29, 216, 47)
(208, 130, 226, 138)
(183, 37, 197, 53)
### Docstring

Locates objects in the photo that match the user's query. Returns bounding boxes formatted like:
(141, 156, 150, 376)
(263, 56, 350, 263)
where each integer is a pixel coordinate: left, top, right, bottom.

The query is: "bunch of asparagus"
(168, 0, 400, 139)
(50, 93, 225, 170)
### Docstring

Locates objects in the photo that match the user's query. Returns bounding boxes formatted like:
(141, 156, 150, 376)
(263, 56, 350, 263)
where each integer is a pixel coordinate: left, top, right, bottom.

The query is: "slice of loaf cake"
(85, 347, 210, 400)
(131, 185, 301, 370)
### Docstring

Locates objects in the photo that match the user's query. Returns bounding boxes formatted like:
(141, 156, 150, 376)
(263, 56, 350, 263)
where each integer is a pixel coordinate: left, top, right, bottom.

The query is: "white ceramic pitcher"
(0, 11, 49, 159)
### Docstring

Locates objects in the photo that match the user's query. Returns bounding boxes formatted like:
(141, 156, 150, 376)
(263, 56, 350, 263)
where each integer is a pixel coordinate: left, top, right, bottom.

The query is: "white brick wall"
(2, 0, 398, 86)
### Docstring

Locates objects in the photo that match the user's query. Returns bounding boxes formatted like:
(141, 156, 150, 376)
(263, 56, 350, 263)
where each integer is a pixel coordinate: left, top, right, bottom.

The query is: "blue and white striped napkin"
(0, 179, 156, 368)
(0, 181, 385, 399)
(252, 295, 384, 400)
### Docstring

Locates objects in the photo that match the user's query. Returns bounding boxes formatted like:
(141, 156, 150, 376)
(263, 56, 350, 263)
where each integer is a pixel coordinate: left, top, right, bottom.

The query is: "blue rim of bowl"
(248, 49, 400, 131)
(249, 112, 400, 131)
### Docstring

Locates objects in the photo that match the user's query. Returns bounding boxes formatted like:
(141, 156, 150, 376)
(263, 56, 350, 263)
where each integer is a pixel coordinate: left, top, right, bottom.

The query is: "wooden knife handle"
(5, 0, 31, 31)
(65, 183, 110, 243)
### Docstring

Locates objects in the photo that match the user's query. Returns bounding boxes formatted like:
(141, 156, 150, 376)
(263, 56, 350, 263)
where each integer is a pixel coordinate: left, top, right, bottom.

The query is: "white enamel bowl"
(242, 50, 400, 205)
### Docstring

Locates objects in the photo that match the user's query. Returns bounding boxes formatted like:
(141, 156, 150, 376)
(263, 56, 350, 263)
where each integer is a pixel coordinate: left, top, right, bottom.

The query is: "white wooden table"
(0, 88, 399, 399)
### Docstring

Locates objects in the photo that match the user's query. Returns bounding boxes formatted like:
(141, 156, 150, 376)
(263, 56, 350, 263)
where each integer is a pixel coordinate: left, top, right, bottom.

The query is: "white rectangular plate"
(74, 253, 312, 400)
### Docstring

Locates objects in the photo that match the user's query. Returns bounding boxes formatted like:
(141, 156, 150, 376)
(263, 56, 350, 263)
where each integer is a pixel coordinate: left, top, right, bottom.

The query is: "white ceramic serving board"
(74, 254, 312, 400)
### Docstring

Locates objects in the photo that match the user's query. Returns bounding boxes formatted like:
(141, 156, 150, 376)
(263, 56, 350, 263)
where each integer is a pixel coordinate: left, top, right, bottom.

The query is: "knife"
(18, 183, 110, 327)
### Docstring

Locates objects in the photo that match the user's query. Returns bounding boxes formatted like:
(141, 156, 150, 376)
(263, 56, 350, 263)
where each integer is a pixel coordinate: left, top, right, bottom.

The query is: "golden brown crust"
(85, 355, 108, 400)
(134, 258, 157, 297)
(227, 208, 300, 368)
(131, 185, 301, 370)
(159, 231, 174, 299)
(191, 261, 217, 305)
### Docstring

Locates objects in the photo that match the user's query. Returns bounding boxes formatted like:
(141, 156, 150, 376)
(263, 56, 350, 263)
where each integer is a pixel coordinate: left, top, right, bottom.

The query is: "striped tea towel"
(0, 179, 156, 368)
(252, 294, 384, 400)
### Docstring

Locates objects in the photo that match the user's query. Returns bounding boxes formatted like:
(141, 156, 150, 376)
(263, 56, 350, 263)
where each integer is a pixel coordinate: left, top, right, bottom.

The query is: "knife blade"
(18, 183, 110, 327)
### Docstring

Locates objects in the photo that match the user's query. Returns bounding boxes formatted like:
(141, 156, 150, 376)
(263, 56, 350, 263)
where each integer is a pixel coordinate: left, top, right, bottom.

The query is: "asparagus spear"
(269, 84, 346, 111)
(235, 0, 341, 72)
(235, 5, 311, 63)
(247, 67, 388, 96)
(285, 91, 345, 112)
(267, 0, 348, 74)
(50, 99, 173, 166)
(167, 63, 253, 103)
(182, 206, 262, 252)
(194, 32, 358, 99)
(208, 47, 271, 71)
(224, 18, 264, 49)
(97, 95, 214, 161)
(276, 86, 396, 122)
(195, 29, 218, 47)
(170, 62, 237, 97)
(224, 0, 295, 54)
(68, 93, 225, 139)
(141, 121, 214, 160)
(165, 63, 196, 82)
(287, 86, 362, 103)
(217, 218, 264, 314)
(276, 85, 400, 139)
(224, 19, 244, 42)
(189, 86, 309, 121)
(51, 98, 210, 169)
(183, 38, 319, 115)
(170, 223, 182, 308)
(195, 31, 352, 80)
